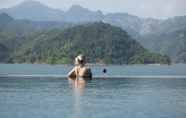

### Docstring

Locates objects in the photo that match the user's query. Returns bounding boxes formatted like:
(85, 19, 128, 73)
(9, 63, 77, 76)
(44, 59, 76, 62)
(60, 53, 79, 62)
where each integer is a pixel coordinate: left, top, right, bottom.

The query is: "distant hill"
(0, 13, 74, 33)
(0, 13, 171, 64)
(0, 1, 103, 22)
(0, 13, 74, 63)
(12, 22, 170, 64)
(138, 16, 186, 63)
(0, 13, 14, 23)
(0, 0, 64, 21)
(140, 28, 186, 63)
(0, 43, 9, 62)
(0, 13, 14, 30)
(0, 1, 141, 36)
(1, 1, 185, 37)
(63, 5, 103, 22)
(137, 16, 186, 38)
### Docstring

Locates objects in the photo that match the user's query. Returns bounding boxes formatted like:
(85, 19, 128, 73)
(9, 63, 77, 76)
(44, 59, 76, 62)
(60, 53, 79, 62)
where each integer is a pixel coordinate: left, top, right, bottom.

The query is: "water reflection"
(68, 78, 87, 118)
(68, 78, 86, 94)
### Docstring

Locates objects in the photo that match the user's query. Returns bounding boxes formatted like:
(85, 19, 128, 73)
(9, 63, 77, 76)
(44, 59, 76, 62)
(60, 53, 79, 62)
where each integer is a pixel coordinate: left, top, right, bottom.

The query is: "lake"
(0, 64, 186, 118)
(0, 63, 186, 77)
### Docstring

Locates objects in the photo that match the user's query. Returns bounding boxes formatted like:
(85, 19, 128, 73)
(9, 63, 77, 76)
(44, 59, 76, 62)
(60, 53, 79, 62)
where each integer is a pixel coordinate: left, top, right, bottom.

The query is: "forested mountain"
(140, 28, 186, 63)
(11, 22, 170, 64)
(138, 16, 186, 63)
(0, 43, 9, 62)
(0, 13, 170, 64)
(0, 0, 185, 63)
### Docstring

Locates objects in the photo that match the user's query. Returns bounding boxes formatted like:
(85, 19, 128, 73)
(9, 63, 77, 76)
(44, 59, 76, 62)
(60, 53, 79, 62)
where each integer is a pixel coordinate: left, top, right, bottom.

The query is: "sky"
(0, 0, 186, 19)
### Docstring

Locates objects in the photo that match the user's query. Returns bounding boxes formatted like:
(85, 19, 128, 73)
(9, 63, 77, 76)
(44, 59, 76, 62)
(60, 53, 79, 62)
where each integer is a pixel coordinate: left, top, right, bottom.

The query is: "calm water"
(0, 77, 186, 118)
(0, 64, 186, 77)
(0, 64, 186, 118)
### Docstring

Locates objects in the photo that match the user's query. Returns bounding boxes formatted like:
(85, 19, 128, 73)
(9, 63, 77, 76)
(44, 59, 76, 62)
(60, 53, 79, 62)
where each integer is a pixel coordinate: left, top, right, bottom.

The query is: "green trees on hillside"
(11, 22, 170, 64)
(0, 13, 171, 64)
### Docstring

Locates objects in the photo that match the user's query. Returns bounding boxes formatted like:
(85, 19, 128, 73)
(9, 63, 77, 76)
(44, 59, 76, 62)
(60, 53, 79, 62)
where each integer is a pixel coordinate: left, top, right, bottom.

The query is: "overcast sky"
(0, 0, 186, 19)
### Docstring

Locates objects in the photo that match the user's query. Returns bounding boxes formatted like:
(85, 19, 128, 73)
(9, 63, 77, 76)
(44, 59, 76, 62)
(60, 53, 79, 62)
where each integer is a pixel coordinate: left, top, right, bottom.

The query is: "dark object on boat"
(103, 68, 107, 73)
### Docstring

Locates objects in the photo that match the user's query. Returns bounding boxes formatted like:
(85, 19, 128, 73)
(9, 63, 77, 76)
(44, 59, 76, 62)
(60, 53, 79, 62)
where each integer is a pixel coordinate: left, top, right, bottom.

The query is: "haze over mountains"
(0, 0, 186, 63)
(1, 1, 185, 36)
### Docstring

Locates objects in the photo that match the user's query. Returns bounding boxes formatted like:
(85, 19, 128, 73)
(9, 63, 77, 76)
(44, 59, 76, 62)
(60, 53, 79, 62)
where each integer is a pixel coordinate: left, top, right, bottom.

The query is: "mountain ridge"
(1, 0, 185, 37)
(0, 0, 64, 21)
(0, 1, 185, 34)
(0, 1, 185, 63)
(12, 22, 170, 64)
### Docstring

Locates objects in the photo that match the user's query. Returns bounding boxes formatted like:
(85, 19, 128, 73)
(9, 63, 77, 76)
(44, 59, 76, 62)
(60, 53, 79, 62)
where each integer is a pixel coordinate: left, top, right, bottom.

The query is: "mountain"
(139, 16, 186, 36)
(0, 1, 163, 36)
(0, 1, 142, 35)
(0, 1, 185, 63)
(0, 13, 14, 30)
(0, 1, 140, 36)
(103, 13, 143, 37)
(0, 1, 104, 22)
(0, 13, 170, 64)
(138, 16, 186, 63)
(63, 5, 103, 22)
(139, 18, 162, 36)
(12, 22, 170, 64)
(0, 13, 74, 62)
(1, 1, 185, 36)
(0, 13, 74, 33)
(103, 14, 186, 63)
(0, 13, 14, 23)
(0, 43, 9, 62)
(140, 27, 186, 63)
(0, 0, 64, 21)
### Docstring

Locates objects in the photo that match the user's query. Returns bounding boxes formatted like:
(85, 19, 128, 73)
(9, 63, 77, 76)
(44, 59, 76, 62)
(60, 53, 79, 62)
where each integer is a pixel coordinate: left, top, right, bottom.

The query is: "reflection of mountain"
(0, 0, 186, 63)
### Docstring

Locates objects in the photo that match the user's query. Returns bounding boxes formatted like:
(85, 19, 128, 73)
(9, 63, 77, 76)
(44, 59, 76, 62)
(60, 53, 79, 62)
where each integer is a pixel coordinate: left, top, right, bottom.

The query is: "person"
(102, 68, 107, 73)
(68, 54, 92, 82)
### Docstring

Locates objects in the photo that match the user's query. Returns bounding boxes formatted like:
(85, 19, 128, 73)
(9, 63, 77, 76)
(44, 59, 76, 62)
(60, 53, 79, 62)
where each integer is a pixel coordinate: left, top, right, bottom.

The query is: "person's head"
(75, 54, 86, 66)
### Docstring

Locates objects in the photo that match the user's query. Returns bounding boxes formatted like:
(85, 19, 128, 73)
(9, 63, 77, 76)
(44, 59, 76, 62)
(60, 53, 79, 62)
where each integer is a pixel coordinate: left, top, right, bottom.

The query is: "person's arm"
(67, 67, 76, 80)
